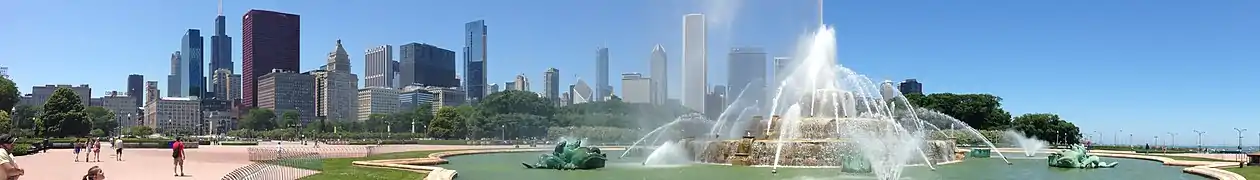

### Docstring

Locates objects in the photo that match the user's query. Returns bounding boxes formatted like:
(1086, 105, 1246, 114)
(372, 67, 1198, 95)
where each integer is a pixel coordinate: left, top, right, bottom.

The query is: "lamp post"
(1094, 131, 1103, 145)
(1115, 130, 1122, 146)
(1193, 130, 1205, 152)
(1167, 132, 1177, 151)
(1129, 133, 1134, 148)
(500, 124, 506, 140)
(1234, 128, 1247, 164)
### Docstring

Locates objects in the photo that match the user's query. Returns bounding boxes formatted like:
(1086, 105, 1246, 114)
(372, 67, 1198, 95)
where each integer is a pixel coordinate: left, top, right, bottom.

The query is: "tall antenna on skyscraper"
(218, 0, 224, 16)
(819, 0, 824, 26)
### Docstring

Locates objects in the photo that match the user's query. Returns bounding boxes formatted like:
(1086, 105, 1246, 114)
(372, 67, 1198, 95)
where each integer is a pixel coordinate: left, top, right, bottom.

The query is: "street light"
(1129, 133, 1134, 148)
(1234, 128, 1247, 164)
(1167, 132, 1177, 152)
(1093, 131, 1103, 145)
(1193, 130, 1205, 152)
(1115, 130, 1123, 146)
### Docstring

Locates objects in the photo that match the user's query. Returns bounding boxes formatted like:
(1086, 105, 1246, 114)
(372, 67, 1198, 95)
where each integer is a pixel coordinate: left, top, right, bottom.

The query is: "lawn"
(296, 150, 451, 180)
(1224, 166, 1260, 179)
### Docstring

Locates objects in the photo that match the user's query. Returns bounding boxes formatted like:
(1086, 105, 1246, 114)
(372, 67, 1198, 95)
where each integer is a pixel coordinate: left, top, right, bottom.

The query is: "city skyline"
(3, 0, 1260, 145)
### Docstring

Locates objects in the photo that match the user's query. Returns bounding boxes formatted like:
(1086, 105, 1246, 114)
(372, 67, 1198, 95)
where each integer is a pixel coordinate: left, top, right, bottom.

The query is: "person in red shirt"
(171, 137, 185, 177)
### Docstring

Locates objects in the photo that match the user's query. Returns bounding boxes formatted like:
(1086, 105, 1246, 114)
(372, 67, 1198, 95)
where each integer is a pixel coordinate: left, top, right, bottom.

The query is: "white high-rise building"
(620, 73, 651, 103)
(682, 14, 707, 112)
(315, 40, 361, 122)
(101, 93, 140, 129)
(365, 45, 395, 88)
(357, 87, 400, 121)
(571, 78, 594, 104)
(649, 45, 668, 105)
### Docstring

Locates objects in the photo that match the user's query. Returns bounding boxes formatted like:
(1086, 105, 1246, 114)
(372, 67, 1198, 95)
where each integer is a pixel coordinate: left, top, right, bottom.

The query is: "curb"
(351, 146, 625, 180)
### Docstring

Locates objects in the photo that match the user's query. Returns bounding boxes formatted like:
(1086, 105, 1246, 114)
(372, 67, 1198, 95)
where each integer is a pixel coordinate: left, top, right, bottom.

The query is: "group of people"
(0, 134, 199, 179)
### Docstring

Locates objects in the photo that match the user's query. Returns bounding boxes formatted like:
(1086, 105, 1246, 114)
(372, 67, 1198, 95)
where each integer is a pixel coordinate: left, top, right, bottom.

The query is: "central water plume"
(1004, 130, 1048, 157)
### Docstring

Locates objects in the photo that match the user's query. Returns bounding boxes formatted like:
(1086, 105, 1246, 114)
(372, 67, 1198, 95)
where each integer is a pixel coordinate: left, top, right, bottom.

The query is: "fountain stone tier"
(681, 116, 957, 167)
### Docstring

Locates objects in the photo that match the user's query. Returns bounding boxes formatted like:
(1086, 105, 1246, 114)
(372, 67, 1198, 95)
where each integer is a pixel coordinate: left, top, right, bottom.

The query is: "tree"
(427, 107, 465, 139)
(488, 113, 548, 139)
(0, 111, 12, 134)
(0, 77, 19, 114)
(11, 105, 39, 129)
(84, 106, 119, 136)
(1011, 113, 1081, 145)
(280, 110, 300, 128)
(40, 88, 89, 137)
(409, 104, 434, 132)
(126, 126, 155, 136)
(478, 90, 555, 117)
(906, 93, 1012, 130)
(240, 109, 277, 131)
(89, 129, 105, 137)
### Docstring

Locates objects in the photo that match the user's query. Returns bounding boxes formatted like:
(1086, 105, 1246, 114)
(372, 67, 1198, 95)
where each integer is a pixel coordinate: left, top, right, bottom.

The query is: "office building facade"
(727, 47, 767, 105)
(464, 20, 488, 104)
(682, 14, 707, 112)
(595, 47, 610, 101)
(650, 45, 668, 105)
(242, 9, 301, 108)
(181, 29, 205, 98)
(365, 45, 395, 88)
(543, 68, 560, 106)
(620, 73, 651, 103)
(257, 70, 316, 125)
(357, 87, 400, 121)
(898, 79, 923, 95)
(127, 74, 144, 107)
(400, 43, 458, 88)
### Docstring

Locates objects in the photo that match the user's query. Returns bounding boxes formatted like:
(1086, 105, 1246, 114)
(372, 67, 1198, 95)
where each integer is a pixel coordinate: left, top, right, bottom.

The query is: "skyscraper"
(209, 4, 234, 99)
(727, 47, 767, 106)
(127, 74, 144, 107)
(399, 43, 457, 87)
(682, 14, 707, 112)
(513, 74, 530, 92)
(314, 40, 360, 122)
(365, 45, 394, 88)
(595, 47, 610, 101)
(464, 20, 488, 104)
(242, 9, 300, 108)
(649, 45, 668, 105)
(543, 68, 560, 106)
(898, 79, 923, 95)
(0, 67, 8, 79)
(181, 29, 205, 98)
(167, 51, 182, 97)
(621, 73, 651, 103)
(773, 57, 791, 84)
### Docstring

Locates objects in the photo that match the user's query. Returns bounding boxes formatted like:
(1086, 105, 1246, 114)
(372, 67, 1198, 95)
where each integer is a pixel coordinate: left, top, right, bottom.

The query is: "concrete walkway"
(14, 145, 255, 180)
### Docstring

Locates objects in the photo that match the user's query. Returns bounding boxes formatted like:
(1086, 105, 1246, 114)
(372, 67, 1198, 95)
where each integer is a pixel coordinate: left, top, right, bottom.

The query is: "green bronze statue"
(1047, 144, 1118, 168)
(522, 140, 609, 170)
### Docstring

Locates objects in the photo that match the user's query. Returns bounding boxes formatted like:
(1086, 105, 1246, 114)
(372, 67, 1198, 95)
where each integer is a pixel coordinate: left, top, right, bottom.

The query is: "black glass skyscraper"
(464, 20, 488, 103)
(400, 43, 457, 88)
(181, 29, 205, 98)
(209, 13, 233, 99)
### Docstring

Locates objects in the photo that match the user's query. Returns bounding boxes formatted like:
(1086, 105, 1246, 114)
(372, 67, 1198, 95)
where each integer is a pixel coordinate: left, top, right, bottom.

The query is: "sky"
(2, 0, 1258, 146)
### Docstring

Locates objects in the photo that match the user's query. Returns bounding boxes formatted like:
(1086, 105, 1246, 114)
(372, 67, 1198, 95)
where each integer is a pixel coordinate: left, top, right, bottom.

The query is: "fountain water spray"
(1004, 130, 1049, 157)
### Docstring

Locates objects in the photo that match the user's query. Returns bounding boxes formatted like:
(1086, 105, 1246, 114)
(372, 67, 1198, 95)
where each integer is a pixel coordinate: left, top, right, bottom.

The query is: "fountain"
(522, 139, 609, 170)
(1047, 145, 1119, 168)
(623, 26, 1010, 180)
(1004, 130, 1049, 157)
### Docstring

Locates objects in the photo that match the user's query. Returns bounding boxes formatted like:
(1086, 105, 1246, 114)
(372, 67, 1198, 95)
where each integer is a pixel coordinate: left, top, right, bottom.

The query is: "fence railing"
(221, 146, 378, 180)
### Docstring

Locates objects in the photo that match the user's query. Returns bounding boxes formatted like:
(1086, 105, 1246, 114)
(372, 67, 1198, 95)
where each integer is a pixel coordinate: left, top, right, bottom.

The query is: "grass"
(295, 150, 449, 180)
(1224, 166, 1260, 179)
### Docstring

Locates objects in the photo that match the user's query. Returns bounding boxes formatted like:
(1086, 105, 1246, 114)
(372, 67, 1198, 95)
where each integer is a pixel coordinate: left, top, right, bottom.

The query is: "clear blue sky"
(2, 0, 1257, 146)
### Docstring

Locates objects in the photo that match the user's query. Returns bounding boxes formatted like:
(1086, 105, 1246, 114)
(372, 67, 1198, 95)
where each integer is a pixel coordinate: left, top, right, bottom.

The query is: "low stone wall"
(979, 149, 1246, 180)
(351, 146, 625, 180)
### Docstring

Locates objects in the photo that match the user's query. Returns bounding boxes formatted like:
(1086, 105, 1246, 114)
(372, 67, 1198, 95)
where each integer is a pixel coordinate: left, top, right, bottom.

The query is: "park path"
(13, 142, 520, 180)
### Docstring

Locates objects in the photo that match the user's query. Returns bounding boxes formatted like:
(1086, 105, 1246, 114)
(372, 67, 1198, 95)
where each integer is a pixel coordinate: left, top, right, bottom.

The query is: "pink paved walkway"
(15, 145, 254, 180)
(12, 143, 521, 180)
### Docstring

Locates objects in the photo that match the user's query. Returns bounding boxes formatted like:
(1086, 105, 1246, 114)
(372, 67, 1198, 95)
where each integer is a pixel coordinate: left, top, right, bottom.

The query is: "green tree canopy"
(427, 106, 465, 139)
(905, 93, 1012, 130)
(0, 77, 18, 114)
(126, 126, 154, 136)
(1011, 113, 1081, 145)
(281, 110, 300, 128)
(85, 106, 119, 136)
(40, 88, 89, 137)
(478, 90, 556, 118)
(12, 105, 39, 129)
(0, 111, 12, 134)
(240, 108, 277, 131)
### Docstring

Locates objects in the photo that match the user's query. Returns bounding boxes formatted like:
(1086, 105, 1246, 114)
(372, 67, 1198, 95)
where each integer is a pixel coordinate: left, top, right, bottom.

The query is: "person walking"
(73, 139, 83, 162)
(171, 137, 186, 176)
(0, 134, 25, 180)
(80, 166, 105, 180)
(91, 139, 102, 162)
(39, 138, 49, 153)
(113, 138, 123, 161)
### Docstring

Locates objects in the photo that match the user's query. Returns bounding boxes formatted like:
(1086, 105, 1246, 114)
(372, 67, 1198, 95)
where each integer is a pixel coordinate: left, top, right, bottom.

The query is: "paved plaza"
(14, 142, 516, 180)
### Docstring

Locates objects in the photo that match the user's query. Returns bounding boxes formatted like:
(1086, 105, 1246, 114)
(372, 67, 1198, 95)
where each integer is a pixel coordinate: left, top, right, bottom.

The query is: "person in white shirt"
(0, 134, 24, 180)
(113, 138, 124, 161)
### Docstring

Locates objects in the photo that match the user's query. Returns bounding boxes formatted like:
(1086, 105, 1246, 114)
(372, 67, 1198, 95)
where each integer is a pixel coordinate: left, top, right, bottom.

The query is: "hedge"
(220, 141, 259, 146)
